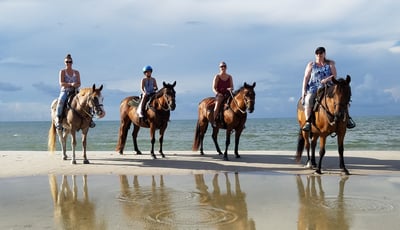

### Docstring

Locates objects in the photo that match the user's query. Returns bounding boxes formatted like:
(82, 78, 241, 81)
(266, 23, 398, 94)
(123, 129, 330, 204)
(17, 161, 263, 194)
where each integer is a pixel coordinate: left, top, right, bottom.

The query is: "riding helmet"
(143, 65, 153, 73)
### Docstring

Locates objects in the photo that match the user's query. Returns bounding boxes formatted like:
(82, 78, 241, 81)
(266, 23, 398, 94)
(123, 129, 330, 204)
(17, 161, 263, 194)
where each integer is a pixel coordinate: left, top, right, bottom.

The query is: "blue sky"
(1, 0, 399, 121)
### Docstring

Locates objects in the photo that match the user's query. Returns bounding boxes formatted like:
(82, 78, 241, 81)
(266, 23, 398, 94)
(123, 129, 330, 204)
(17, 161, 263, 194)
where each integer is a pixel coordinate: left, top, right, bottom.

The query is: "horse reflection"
(296, 175, 350, 230)
(118, 175, 173, 229)
(194, 173, 256, 230)
(48, 175, 106, 229)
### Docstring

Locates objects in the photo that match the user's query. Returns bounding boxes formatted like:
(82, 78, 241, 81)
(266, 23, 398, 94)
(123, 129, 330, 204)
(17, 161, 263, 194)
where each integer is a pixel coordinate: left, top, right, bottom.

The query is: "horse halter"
(87, 93, 105, 118)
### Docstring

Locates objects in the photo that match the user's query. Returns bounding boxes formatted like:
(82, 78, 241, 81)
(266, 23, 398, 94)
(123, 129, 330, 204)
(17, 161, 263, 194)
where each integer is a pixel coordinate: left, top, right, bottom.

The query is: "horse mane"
(326, 78, 351, 99)
(155, 84, 176, 98)
(77, 87, 92, 97)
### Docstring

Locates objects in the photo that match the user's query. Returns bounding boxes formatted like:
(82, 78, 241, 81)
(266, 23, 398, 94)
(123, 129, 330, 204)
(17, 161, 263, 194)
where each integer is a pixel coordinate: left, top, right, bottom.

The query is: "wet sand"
(1, 150, 400, 229)
(1, 150, 399, 178)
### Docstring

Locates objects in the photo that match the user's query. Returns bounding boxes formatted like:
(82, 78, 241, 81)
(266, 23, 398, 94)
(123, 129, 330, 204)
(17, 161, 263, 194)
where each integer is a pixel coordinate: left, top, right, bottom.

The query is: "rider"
(301, 47, 355, 131)
(55, 54, 81, 130)
(211, 61, 234, 127)
(138, 65, 158, 121)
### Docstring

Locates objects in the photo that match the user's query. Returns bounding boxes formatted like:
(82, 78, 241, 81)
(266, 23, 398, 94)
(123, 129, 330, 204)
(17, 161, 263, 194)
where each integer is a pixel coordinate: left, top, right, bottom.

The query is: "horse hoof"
(63, 156, 68, 160)
(235, 155, 241, 158)
(223, 157, 229, 161)
(71, 160, 77, 165)
(314, 169, 322, 174)
(200, 152, 204, 156)
(160, 153, 165, 158)
(152, 154, 157, 159)
(83, 159, 90, 164)
(342, 169, 350, 175)
(136, 152, 142, 155)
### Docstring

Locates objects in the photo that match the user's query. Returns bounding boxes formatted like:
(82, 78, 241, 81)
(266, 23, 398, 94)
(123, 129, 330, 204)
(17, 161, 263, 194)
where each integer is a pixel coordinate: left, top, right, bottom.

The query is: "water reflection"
(296, 175, 350, 230)
(48, 175, 106, 230)
(118, 173, 255, 229)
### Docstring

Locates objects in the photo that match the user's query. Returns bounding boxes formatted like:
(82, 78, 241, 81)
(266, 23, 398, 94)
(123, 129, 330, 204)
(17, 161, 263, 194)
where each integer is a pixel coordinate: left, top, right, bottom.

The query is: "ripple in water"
(147, 206, 238, 227)
(322, 196, 396, 213)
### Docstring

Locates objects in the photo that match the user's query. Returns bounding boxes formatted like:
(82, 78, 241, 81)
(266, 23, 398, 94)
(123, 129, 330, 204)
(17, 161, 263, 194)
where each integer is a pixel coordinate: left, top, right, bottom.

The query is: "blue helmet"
(142, 65, 153, 73)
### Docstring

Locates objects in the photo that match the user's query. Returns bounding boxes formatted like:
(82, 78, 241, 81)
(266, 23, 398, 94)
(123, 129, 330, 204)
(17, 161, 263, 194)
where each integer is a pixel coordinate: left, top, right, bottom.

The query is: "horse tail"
(192, 120, 201, 151)
(295, 128, 304, 162)
(48, 119, 57, 152)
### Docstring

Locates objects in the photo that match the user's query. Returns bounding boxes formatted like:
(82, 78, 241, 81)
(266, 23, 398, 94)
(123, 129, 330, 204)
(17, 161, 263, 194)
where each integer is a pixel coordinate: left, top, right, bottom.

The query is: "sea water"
(0, 116, 399, 152)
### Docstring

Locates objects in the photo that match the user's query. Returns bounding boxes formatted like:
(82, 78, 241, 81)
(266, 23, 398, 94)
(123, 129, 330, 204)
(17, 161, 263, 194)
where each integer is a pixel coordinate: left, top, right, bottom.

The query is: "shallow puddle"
(1, 173, 399, 229)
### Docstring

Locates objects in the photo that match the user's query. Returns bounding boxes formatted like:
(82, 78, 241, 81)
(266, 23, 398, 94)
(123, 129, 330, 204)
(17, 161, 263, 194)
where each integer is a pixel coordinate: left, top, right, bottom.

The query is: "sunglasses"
(220, 65, 226, 68)
(65, 61, 73, 64)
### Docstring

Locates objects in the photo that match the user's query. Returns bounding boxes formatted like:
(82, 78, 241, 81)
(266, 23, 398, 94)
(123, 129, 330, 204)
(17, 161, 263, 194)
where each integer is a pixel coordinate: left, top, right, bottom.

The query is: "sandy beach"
(1, 150, 399, 178)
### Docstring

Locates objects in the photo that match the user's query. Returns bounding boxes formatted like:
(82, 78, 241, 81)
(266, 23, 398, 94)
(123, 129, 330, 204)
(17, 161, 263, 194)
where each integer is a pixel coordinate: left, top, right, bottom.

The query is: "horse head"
(331, 75, 351, 122)
(242, 82, 256, 113)
(88, 84, 106, 118)
(157, 81, 176, 111)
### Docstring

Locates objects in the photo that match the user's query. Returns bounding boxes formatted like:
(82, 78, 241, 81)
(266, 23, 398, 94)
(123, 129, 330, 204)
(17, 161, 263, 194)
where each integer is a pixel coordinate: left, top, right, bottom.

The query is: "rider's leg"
(302, 93, 316, 131)
(212, 94, 224, 126)
(55, 91, 68, 130)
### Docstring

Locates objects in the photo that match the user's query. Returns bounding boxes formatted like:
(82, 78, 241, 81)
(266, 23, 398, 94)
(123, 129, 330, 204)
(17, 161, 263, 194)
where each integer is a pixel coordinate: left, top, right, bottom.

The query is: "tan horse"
(48, 84, 105, 164)
(115, 81, 176, 159)
(296, 75, 352, 175)
(192, 82, 256, 160)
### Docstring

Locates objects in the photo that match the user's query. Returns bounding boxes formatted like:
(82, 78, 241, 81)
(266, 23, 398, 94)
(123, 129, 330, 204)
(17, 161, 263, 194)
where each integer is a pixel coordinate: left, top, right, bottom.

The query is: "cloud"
(384, 87, 400, 102)
(0, 82, 22, 92)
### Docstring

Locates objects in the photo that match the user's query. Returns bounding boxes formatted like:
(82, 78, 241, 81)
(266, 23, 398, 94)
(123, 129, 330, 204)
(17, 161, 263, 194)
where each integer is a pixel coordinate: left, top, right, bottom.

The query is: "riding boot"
(55, 116, 62, 130)
(89, 119, 96, 128)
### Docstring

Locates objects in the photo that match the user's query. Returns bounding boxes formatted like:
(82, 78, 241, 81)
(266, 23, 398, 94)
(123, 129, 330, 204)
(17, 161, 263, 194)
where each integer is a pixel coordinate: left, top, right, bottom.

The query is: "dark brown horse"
(296, 75, 352, 175)
(115, 81, 176, 159)
(48, 84, 105, 164)
(192, 82, 256, 160)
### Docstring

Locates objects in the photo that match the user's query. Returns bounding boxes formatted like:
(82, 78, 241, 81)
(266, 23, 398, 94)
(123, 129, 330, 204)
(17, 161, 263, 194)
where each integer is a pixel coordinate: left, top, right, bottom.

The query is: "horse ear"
(99, 84, 103, 91)
(172, 81, 176, 87)
(252, 82, 256, 88)
(244, 82, 248, 87)
(92, 84, 96, 91)
(163, 81, 166, 87)
(346, 75, 351, 84)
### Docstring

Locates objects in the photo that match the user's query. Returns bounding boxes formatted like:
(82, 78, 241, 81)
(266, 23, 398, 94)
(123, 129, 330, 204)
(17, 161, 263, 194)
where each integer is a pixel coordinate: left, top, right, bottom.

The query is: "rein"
(229, 90, 246, 114)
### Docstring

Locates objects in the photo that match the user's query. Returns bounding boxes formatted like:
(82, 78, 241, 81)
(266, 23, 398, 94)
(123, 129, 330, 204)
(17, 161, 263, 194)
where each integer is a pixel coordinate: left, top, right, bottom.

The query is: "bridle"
(229, 89, 254, 114)
(319, 84, 350, 126)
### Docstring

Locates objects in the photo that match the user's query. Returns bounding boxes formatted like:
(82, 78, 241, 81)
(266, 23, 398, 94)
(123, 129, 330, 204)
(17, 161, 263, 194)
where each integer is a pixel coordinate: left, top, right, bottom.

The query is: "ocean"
(0, 116, 399, 152)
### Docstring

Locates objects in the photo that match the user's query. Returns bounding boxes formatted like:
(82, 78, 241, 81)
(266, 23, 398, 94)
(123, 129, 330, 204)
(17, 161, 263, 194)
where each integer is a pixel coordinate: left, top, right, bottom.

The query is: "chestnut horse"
(48, 84, 105, 164)
(192, 82, 256, 160)
(115, 81, 176, 159)
(296, 75, 352, 175)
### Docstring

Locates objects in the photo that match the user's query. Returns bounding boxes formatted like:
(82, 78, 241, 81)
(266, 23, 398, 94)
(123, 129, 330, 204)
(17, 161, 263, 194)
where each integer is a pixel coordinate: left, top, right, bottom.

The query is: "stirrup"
(347, 117, 356, 129)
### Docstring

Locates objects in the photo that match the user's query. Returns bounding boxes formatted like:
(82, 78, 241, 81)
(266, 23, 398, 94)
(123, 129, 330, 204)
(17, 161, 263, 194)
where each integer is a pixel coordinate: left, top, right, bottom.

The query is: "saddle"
(127, 94, 155, 110)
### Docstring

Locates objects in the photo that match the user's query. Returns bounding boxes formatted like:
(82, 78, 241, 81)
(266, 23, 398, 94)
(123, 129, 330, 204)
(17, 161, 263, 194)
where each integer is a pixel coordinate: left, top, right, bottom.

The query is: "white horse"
(48, 84, 105, 164)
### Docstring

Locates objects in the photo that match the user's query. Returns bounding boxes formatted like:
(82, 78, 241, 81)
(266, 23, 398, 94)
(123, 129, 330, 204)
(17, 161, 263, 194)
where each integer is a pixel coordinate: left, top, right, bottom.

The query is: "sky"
(1, 0, 400, 121)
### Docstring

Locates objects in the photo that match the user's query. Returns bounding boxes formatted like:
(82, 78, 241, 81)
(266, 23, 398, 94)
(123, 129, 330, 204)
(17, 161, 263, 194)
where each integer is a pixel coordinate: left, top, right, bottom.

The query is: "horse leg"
(158, 125, 167, 158)
(310, 136, 318, 168)
(211, 128, 223, 155)
(234, 128, 244, 158)
(337, 134, 350, 175)
(199, 122, 208, 155)
(81, 128, 89, 164)
(70, 131, 77, 164)
(132, 125, 142, 155)
(116, 116, 131, 155)
(222, 129, 232, 161)
(150, 126, 157, 159)
(58, 129, 68, 160)
(315, 137, 327, 174)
